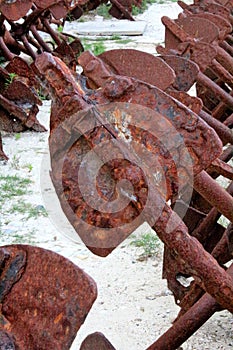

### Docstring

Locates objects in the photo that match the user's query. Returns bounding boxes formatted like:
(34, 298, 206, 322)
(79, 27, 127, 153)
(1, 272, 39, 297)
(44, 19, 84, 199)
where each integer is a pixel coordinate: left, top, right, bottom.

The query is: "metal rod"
(197, 72, 233, 110)
(199, 109, 233, 145)
(194, 171, 233, 223)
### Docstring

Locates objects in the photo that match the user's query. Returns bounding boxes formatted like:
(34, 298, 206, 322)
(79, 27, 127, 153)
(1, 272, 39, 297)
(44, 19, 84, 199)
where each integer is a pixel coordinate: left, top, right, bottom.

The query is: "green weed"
(130, 231, 160, 260)
(5, 72, 18, 88)
(22, 163, 33, 172)
(37, 87, 47, 101)
(83, 40, 106, 55)
(96, 4, 111, 18)
(15, 133, 21, 141)
(10, 230, 37, 245)
(57, 25, 63, 33)
(111, 34, 121, 40)
(10, 154, 20, 170)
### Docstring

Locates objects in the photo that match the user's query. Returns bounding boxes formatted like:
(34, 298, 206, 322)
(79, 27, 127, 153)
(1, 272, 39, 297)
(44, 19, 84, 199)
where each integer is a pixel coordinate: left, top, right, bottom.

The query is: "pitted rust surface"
(35, 52, 223, 256)
(80, 332, 116, 350)
(79, 50, 233, 145)
(160, 55, 200, 92)
(0, 245, 97, 350)
(98, 49, 176, 91)
(0, 0, 33, 21)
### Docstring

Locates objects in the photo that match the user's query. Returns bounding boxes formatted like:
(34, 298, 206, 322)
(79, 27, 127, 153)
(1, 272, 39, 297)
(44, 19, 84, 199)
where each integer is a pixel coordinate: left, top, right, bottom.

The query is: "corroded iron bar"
(219, 145, 233, 162)
(197, 72, 233, 110)
(175, 220, 233, 315)
(219, 40, 233, 57)
(211, 223, 233, 264)
(199, 109, 233, 145)
(224, 113, 233, 127)
(0, 36, 15, 61)
(208, 159, 233, 179)
(110, 0, 134, 20)
(21, 34, 37, 59)
(153, 203, 233, 313)
(194, 171, 233, 223)
(216, 46, 233, 76)
(211, 59, 233, 86)
(30, 24, 53, 52)
(42, 18, 62, 46)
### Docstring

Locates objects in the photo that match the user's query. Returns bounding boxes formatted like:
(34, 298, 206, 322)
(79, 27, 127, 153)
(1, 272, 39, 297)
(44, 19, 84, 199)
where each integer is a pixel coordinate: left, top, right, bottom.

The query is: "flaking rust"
(0, 245, 97, 350)
(35, 52, 222, 256)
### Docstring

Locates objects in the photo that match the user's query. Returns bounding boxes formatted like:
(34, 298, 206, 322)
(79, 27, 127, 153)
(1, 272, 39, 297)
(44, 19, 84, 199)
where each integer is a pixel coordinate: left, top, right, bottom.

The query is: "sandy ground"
(1, 2, 233, 349)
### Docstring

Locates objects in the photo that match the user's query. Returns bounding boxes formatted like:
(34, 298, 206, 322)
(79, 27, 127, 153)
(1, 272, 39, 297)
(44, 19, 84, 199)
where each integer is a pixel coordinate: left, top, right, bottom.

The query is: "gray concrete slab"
(65, 19, 147, 36)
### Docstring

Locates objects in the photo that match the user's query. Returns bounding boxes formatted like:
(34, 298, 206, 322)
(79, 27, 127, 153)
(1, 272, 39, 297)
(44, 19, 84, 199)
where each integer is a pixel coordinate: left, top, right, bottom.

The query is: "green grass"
(82, 35, 132, 56)
(37, 87, 47, 101)
(22, 163, 33, 172)
(9, 202, 48, 220)
(10, 232, 36, 244)
(0, 223, 37, 245)
(96, 3, 112, 19)
(82, 40, 106, 55)
(130, 231, 160, 260)
(110, 35, 132, 44)
(115, 38, 132, 44)
(15, 133, 21, 141)
(132, 0, 159, 15)
(10, 154, 20, 170)
(4, 72, 18, 88)
(110, 34, 121, 40)
(0, 175, 33, 200)
(57, 25, 63, 33)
